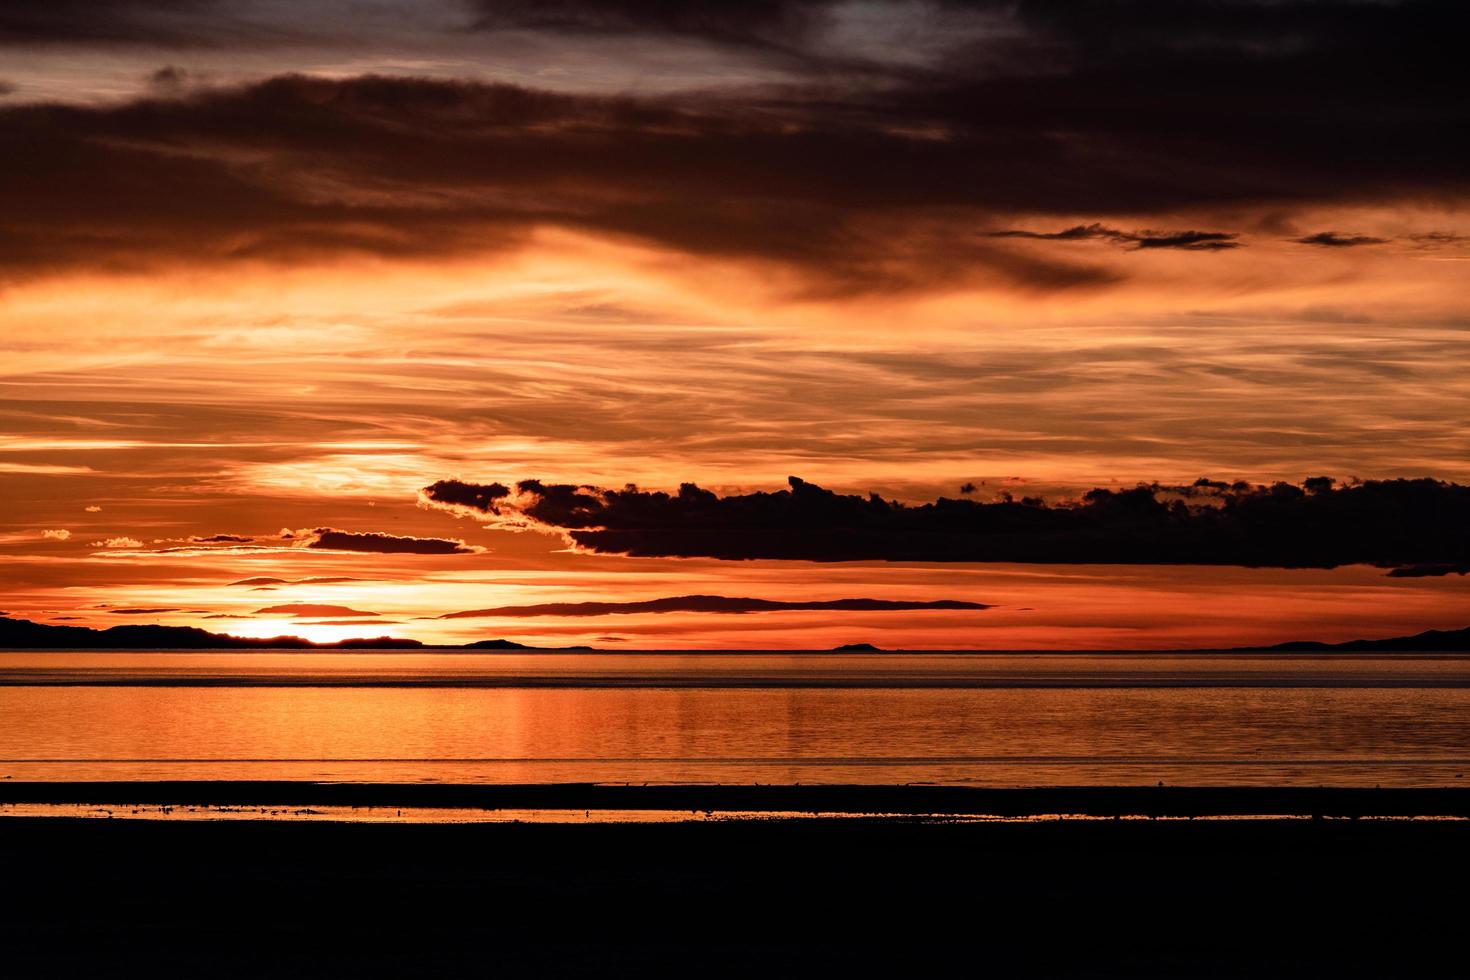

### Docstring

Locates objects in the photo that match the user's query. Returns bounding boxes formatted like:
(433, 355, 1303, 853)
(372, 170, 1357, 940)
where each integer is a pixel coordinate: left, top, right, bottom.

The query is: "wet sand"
(2, 785, 1468, 977)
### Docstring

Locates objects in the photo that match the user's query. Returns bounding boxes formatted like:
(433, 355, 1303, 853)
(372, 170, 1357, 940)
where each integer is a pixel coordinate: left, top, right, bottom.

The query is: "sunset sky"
(2, 0, 1467, 648)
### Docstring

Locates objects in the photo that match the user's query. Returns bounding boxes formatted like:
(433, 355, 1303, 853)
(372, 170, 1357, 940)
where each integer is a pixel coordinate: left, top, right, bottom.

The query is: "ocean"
(2, 650, 1468, 786)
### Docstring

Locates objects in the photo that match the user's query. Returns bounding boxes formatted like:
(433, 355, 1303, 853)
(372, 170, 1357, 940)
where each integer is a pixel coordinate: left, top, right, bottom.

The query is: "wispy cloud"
(989, 225, 1242, 251)
(1294, 232, 1389, 248)
(254, 603, 380, 617)
(440, 595, 993, 618)
(286, 527, 483, 555)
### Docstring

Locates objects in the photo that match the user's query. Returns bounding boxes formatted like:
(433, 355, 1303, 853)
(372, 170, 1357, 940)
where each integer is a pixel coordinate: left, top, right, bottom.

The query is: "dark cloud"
(150, 65, 189, 83)
(423, 474, 1470, 571)
(466, 0, 828, 51)
(989, 224, 1241, 251)
(107, 606, 198, 615)
(466, 0, 1470, 221)
(254, 604, 380, 617)
(440, 594, 992, 618)
(291, 527, 482, 555)
(1384, 563, 1470, 579)
(191, 533, 254, 543)
(2, 0, 1465, 292)
(0, 74, 1116, 294)
(147, 65, 199, 91)
(0, 81, 14, 96)
(1294, 232, 1389, 248)
(1131, 231, 1239, 251)
(421, 479, 512, 515)
(228, 575, 369, 586)
(990, 225, 1129, 243)
(0, 1, 273, 47)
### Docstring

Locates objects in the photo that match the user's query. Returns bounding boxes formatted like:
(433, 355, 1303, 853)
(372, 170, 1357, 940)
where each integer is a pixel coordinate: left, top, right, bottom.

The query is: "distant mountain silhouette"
(1250, 625, 1470, 652)
(7, 614, 1466, 653)
(0, 616, 595, 651)
(0, 616, 419, 650)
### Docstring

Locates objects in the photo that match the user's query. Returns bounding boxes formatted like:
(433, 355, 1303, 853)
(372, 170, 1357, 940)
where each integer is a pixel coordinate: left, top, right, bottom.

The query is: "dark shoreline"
(4, 781, 1470, 818)
(3, 811, 1466, 978)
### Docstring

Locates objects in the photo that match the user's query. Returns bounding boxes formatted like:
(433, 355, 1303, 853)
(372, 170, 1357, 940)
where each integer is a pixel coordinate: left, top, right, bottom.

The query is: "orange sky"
(2, 1, 1468, 647)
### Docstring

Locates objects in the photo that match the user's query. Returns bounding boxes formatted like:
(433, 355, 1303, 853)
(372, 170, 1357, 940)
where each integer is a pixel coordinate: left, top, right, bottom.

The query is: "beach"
(3, 796, 1466, 978)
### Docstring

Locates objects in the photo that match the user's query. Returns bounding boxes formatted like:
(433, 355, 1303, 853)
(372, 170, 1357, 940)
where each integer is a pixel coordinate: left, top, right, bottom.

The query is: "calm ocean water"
(2, 651, 1468, 786)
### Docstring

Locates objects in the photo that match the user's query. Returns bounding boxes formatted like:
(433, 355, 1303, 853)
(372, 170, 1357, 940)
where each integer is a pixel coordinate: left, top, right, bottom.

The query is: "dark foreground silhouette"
(2, 781, 1468, 817)
(1, 809, 1465, 978)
